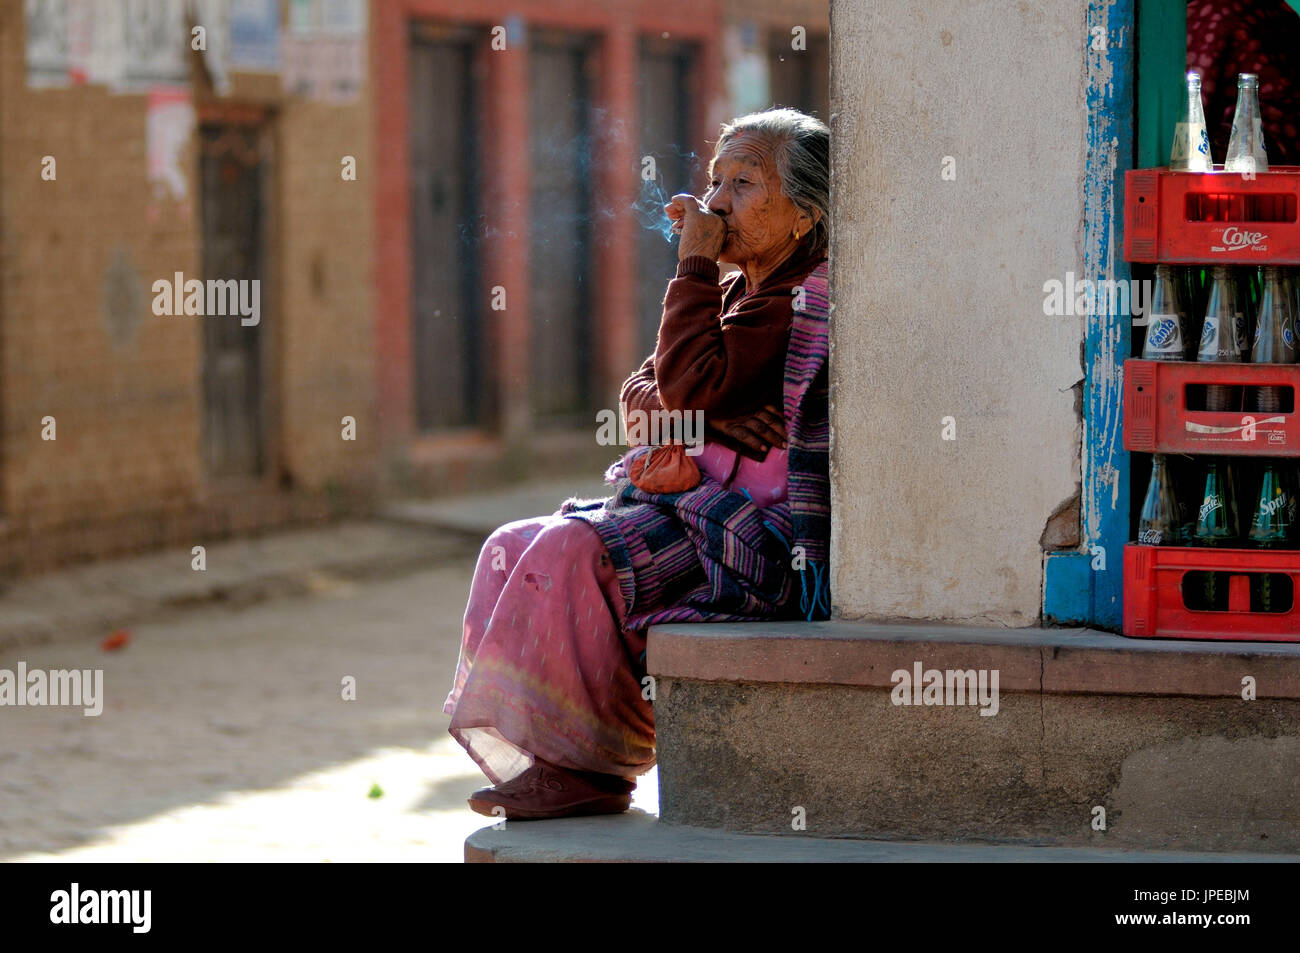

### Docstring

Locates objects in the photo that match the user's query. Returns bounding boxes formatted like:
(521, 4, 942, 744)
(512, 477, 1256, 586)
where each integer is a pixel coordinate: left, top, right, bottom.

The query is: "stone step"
(646, 620, 1300, 854)
(465, 810, 1295, 863)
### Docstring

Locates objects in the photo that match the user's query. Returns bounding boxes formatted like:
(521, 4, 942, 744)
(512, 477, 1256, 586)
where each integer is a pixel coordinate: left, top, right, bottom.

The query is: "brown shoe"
(468, 760, 634, 821)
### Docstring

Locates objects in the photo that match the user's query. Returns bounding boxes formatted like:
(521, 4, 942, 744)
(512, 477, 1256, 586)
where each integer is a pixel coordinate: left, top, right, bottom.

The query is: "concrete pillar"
(829, 0, 1088, 625)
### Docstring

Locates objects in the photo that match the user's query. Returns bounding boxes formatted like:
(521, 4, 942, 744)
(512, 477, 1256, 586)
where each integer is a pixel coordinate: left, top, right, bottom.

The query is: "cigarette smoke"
(632, 177, 676, 243)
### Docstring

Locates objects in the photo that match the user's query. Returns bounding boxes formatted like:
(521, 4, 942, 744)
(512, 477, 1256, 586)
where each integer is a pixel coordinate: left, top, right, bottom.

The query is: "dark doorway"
(637, 39, 699, 358)
(409, 26, 486, 432)
(768, 29, 830, 121)
(529, 31, 596, 428)
(199, 121, 267, 479)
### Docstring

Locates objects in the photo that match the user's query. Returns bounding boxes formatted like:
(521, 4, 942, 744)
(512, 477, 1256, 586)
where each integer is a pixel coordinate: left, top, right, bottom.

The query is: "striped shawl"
(562, 259, 831, 628)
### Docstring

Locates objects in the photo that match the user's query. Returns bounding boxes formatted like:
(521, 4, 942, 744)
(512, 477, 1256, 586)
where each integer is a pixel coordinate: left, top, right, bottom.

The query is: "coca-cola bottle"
(1142, 264, 1187, 361)
(1250, 265, 1297, 412)
(1138, 454, 1183, 545)
(1198, 265, 1247, 412)
(1247, 461, 1297, 611)
(1192, 459, 1240, 608)
(1170, 70, 1213, 172)
(1225, 73, 1268, 174)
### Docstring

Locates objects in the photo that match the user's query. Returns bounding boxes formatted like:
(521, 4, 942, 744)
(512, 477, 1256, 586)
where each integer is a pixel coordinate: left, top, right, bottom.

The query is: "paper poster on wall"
(230, 0, 282, 72)
(321, 0, 366, 34)
(192, 0, 232, 94)
(289, 0, 316, 34)
(283, 0, 365, 102)
(147, 86, 195, 205)
(120, 0, 189, 90)
(25, 0, 71, 87)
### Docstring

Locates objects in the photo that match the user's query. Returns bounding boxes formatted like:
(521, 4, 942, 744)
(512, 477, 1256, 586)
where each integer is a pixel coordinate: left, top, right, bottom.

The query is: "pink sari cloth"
(443, 515, 655, 784)
(443, 444, 786, 785)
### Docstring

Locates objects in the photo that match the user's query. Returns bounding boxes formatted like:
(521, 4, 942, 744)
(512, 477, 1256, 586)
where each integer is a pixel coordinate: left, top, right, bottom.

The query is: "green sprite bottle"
(1192, 458, 1239, 608)
(1247, 461, 1297, 611)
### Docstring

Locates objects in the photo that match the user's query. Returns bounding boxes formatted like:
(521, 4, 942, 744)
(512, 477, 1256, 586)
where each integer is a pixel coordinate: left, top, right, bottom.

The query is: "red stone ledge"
(646, 620, 1300, 700)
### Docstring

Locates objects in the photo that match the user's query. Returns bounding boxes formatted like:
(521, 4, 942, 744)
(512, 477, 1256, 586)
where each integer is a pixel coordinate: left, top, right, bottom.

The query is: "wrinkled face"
(703, 133, 804, 268)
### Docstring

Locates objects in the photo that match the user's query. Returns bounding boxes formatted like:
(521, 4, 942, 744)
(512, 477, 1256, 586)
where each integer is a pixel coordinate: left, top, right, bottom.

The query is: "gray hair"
(714, 108, 830, 255)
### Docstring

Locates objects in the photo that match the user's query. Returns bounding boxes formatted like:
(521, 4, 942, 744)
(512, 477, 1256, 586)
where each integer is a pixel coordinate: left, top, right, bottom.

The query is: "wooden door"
(410, 30, 485, 431)
(768, 29, 830, 120)
(637, 40, 698, 358)
(529, 33, 595, 427)
(200, 122, 266, 478)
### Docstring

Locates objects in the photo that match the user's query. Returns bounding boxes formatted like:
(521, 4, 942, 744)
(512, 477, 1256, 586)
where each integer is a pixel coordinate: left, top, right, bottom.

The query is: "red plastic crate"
(1124, 359, 1300, 455)
(1125, 167, 1300, 264)
(1124, 544, 1300, 641)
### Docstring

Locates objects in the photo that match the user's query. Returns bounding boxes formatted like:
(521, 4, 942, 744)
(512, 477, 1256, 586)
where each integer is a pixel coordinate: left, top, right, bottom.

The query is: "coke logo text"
(1218, 226, 1267, 251)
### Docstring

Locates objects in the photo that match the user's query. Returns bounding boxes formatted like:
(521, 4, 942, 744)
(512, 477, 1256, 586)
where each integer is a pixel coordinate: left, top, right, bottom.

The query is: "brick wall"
(0, 3, 376, 577)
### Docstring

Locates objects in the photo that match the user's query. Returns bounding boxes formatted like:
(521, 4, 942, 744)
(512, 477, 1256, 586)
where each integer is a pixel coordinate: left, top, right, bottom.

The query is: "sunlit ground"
(12, 741, 658, 863)
(0, 559, 658, 864)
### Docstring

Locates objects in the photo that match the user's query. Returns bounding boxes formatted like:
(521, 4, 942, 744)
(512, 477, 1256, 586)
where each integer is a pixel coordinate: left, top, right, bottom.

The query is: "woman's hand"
(708, 404, 787, 458)
(666, 193, 727, 262)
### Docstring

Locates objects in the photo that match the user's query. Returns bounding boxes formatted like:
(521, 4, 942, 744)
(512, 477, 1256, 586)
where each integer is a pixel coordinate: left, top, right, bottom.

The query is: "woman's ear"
(795, 208, 820, 237)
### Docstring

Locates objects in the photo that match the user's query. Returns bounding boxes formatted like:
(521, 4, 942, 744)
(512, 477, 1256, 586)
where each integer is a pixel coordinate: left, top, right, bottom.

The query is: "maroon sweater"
(621, 241, 827, 454)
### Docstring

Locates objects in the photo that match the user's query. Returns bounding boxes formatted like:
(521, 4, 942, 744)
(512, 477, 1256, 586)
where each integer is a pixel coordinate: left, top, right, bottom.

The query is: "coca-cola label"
(1213, 226, 1269, 253)
(1137, 529, 1166, 545)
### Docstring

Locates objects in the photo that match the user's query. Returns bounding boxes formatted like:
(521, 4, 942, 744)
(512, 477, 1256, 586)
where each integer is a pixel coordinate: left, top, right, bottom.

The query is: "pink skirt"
(444, 443, 787, 785)
(443, 513, 655, 784)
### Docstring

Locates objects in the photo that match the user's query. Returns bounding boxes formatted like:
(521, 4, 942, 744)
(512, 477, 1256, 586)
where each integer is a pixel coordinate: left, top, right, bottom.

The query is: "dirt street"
(0, 548, 657, 862)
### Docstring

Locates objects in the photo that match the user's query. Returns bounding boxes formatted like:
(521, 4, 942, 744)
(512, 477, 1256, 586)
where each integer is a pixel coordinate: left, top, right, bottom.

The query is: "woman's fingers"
(664, 193, 700, 220)
(757, 405, 788, 445)
(713, 411, 787, 455)
(743, 417, 785, 449)
(716, 419, 769, 455)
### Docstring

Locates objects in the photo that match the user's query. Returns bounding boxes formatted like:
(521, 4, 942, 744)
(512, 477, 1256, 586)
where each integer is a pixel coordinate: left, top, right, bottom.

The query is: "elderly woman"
(443, 107, 831, 820)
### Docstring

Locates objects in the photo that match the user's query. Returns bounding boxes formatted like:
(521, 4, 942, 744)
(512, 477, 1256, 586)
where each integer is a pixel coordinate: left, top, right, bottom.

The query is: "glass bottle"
(1250, 266, 1297, 412)
(1142, 264, 1187, 361)
(1192, 459, 1239, 608)
(1225, 73, 1268, 174)
(1138, 455, 1183, 546)
(1197, 265, 1246, 412)
(1170, 70, 1213, 172)
(1248, 461, 1296, 611)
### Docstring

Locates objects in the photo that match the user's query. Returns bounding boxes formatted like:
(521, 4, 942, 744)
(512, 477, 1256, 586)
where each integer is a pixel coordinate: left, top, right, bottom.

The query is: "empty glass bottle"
(1225, 73, 1268, 174)
(1250, 266, 1297, 412)
(1142, 265, 1188, 361)
(1170, 70, 1213, 172)
(1198, 265, 1247, 411)
(1138, 454, 1183, 546)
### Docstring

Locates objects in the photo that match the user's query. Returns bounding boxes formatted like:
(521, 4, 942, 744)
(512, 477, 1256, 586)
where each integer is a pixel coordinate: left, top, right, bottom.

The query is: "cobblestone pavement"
(0, 548, 657, 863)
